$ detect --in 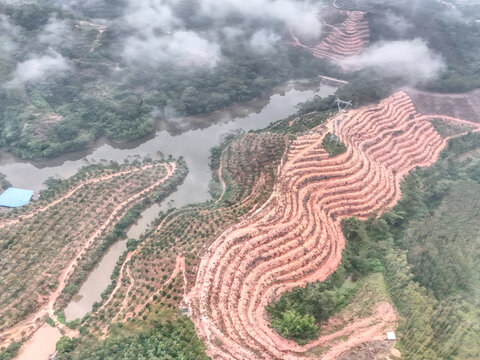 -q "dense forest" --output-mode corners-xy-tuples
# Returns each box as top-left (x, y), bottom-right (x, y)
(268, 131), (480, 358)
(0, 1), (342, 159)
(1, 0), (480, 159)
(366, 0), (480, 93)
